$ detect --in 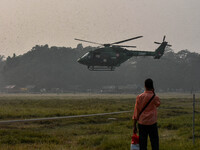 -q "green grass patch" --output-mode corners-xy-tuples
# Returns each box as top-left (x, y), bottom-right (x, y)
(0, 93), (199, 149)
